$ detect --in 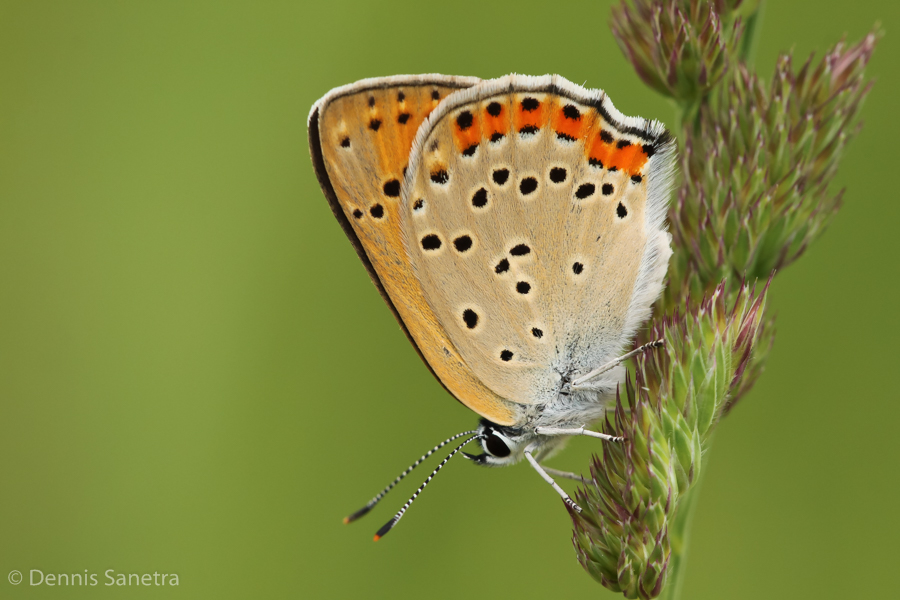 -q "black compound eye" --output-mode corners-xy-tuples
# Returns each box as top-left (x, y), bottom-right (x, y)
(485, 433), (511, 458)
